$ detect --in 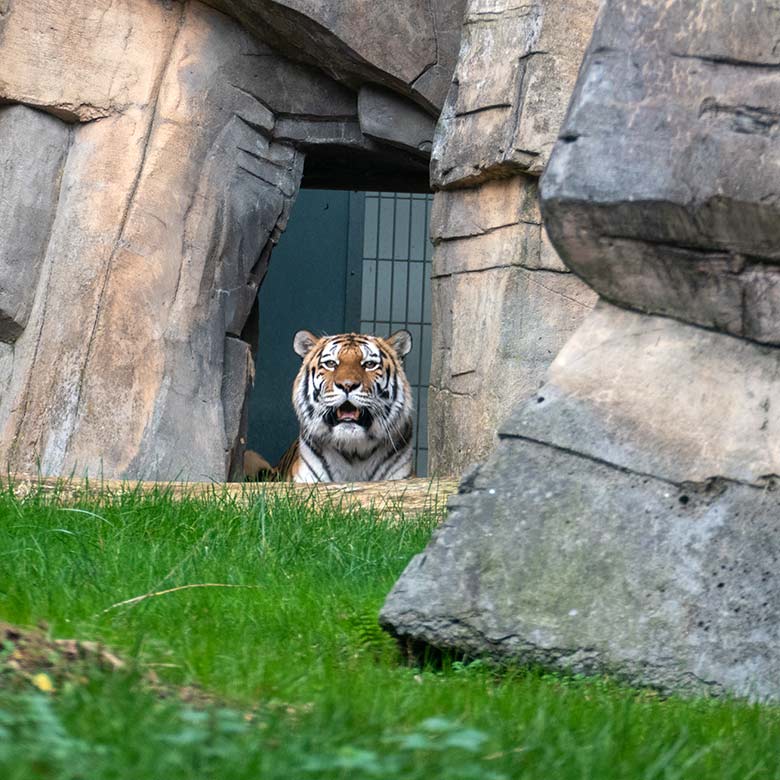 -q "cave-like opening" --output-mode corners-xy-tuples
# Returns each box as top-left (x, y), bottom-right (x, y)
(247, 185), (434, 477)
